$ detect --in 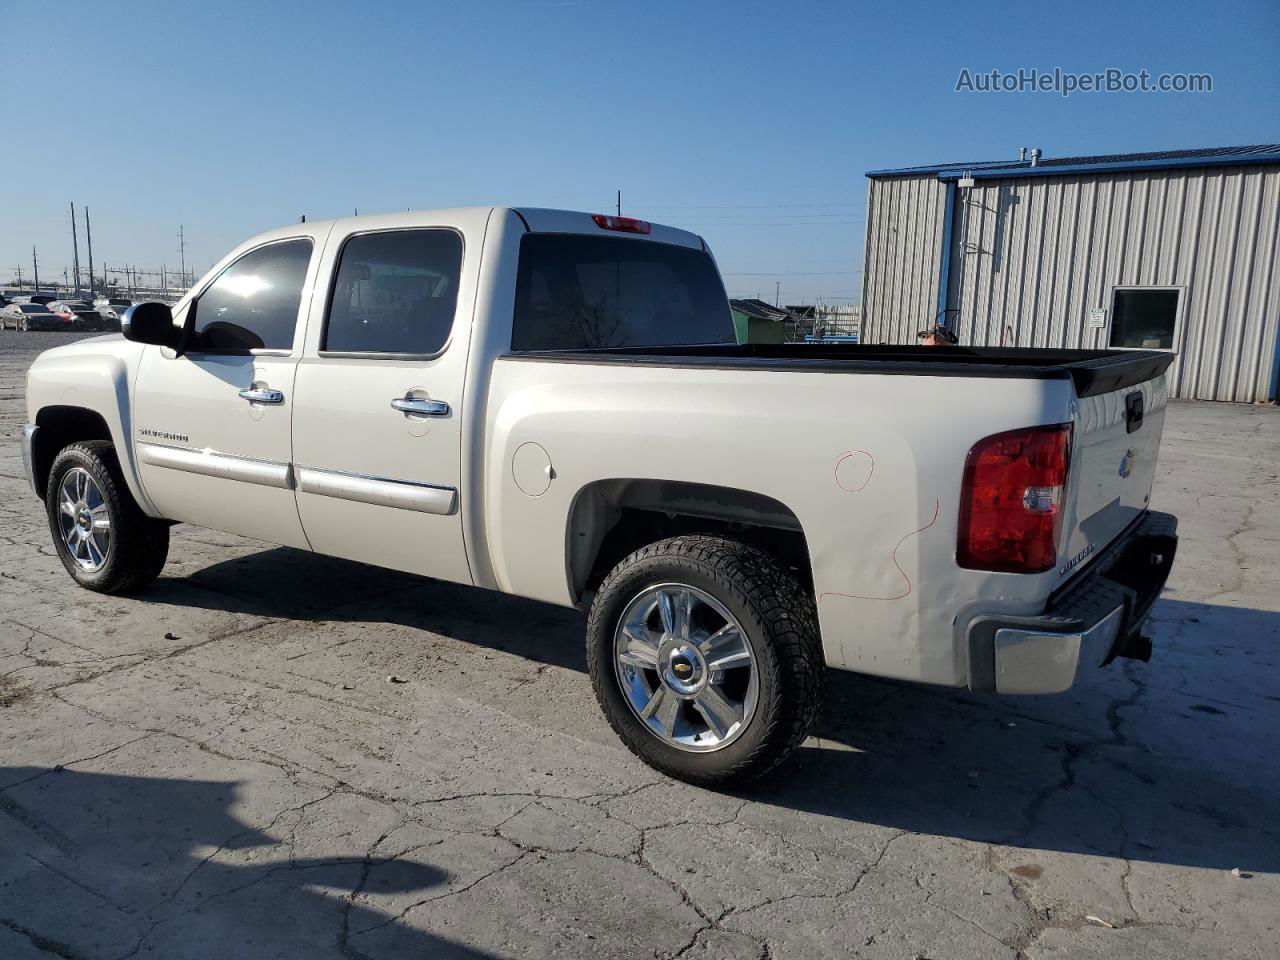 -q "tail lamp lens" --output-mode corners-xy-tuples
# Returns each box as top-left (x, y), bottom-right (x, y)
(958, 424), (1073, 573)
